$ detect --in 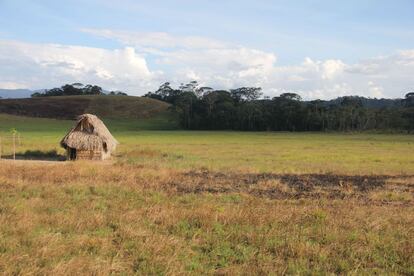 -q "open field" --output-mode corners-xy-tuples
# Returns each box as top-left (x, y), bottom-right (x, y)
(1, 114), (414, 174)
(0, 114), (413, 274)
